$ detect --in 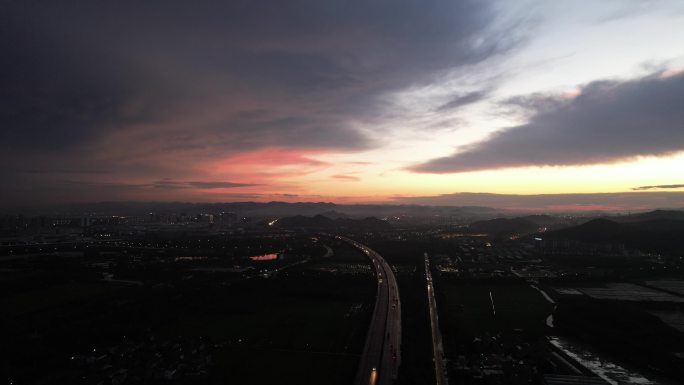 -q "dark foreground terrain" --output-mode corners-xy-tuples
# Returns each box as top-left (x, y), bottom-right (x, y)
(0, 234), (374, 384)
